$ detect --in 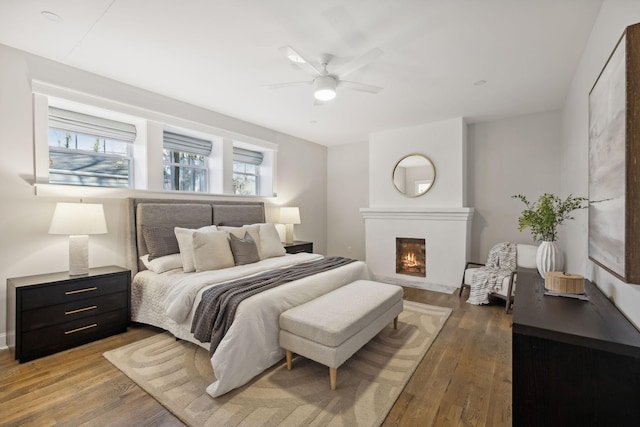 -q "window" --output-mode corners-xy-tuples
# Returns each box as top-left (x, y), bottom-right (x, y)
(163, 131), (212, 192)
(47, 107), (135, 187)
(233, 147), (263, 195)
